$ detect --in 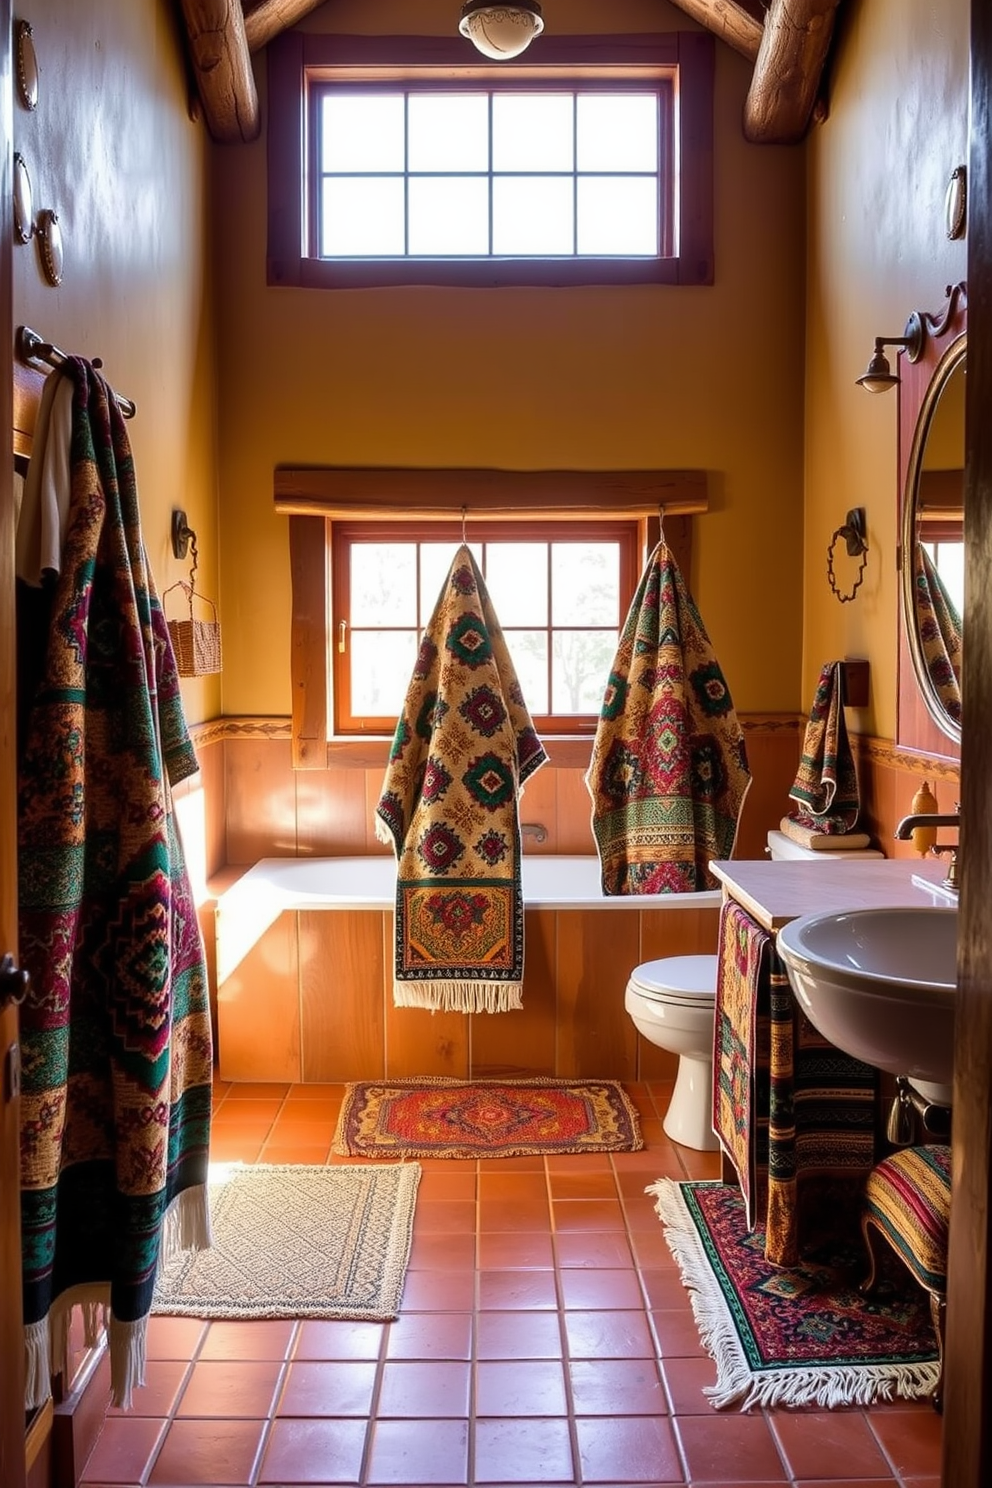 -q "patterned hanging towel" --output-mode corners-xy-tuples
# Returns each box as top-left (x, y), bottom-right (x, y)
(16, 361), (213, 1412)
(375, 545), (547, 1012)
(585, 540), (751, 893)
(787, 660), (861, 833)
(912, 543), (962, 726)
